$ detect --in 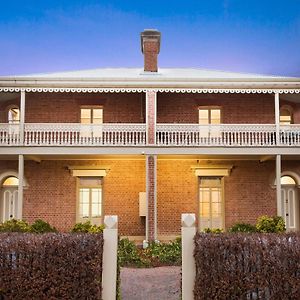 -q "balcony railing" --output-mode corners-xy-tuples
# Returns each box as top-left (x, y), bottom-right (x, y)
(0, 123), (147, 146)
(0, 123), (299, 147)
(156, 124), (300, 147)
